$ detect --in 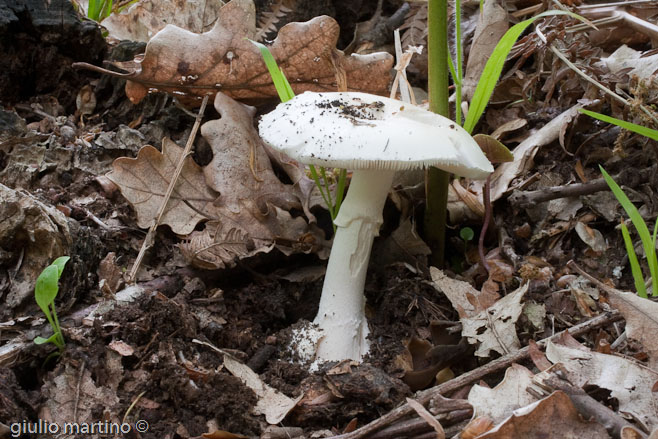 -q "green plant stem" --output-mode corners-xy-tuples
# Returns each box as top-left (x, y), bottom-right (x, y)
(454, 0), (463, 125)
(425, 0), (451, 267)
(478, 175), (492, 272)
(50, 305), (65, 348)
